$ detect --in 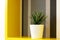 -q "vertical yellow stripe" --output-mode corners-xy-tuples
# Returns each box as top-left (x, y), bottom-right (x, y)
(7, 0), (20, 37)
(5, 0), (8, 39)
(20, 0), (22, 37)
(5, 0), (22, 38)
